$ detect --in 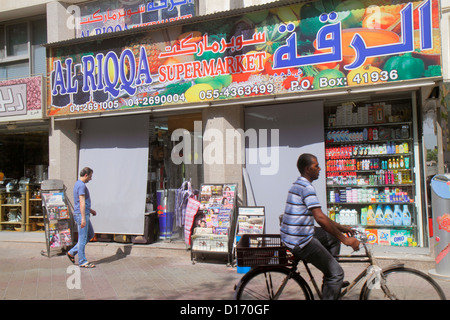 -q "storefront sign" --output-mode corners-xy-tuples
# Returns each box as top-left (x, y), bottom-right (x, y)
(0, 76), (43, 121)
(48, 0), (441, 117)
(67, 0), (195, 38)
